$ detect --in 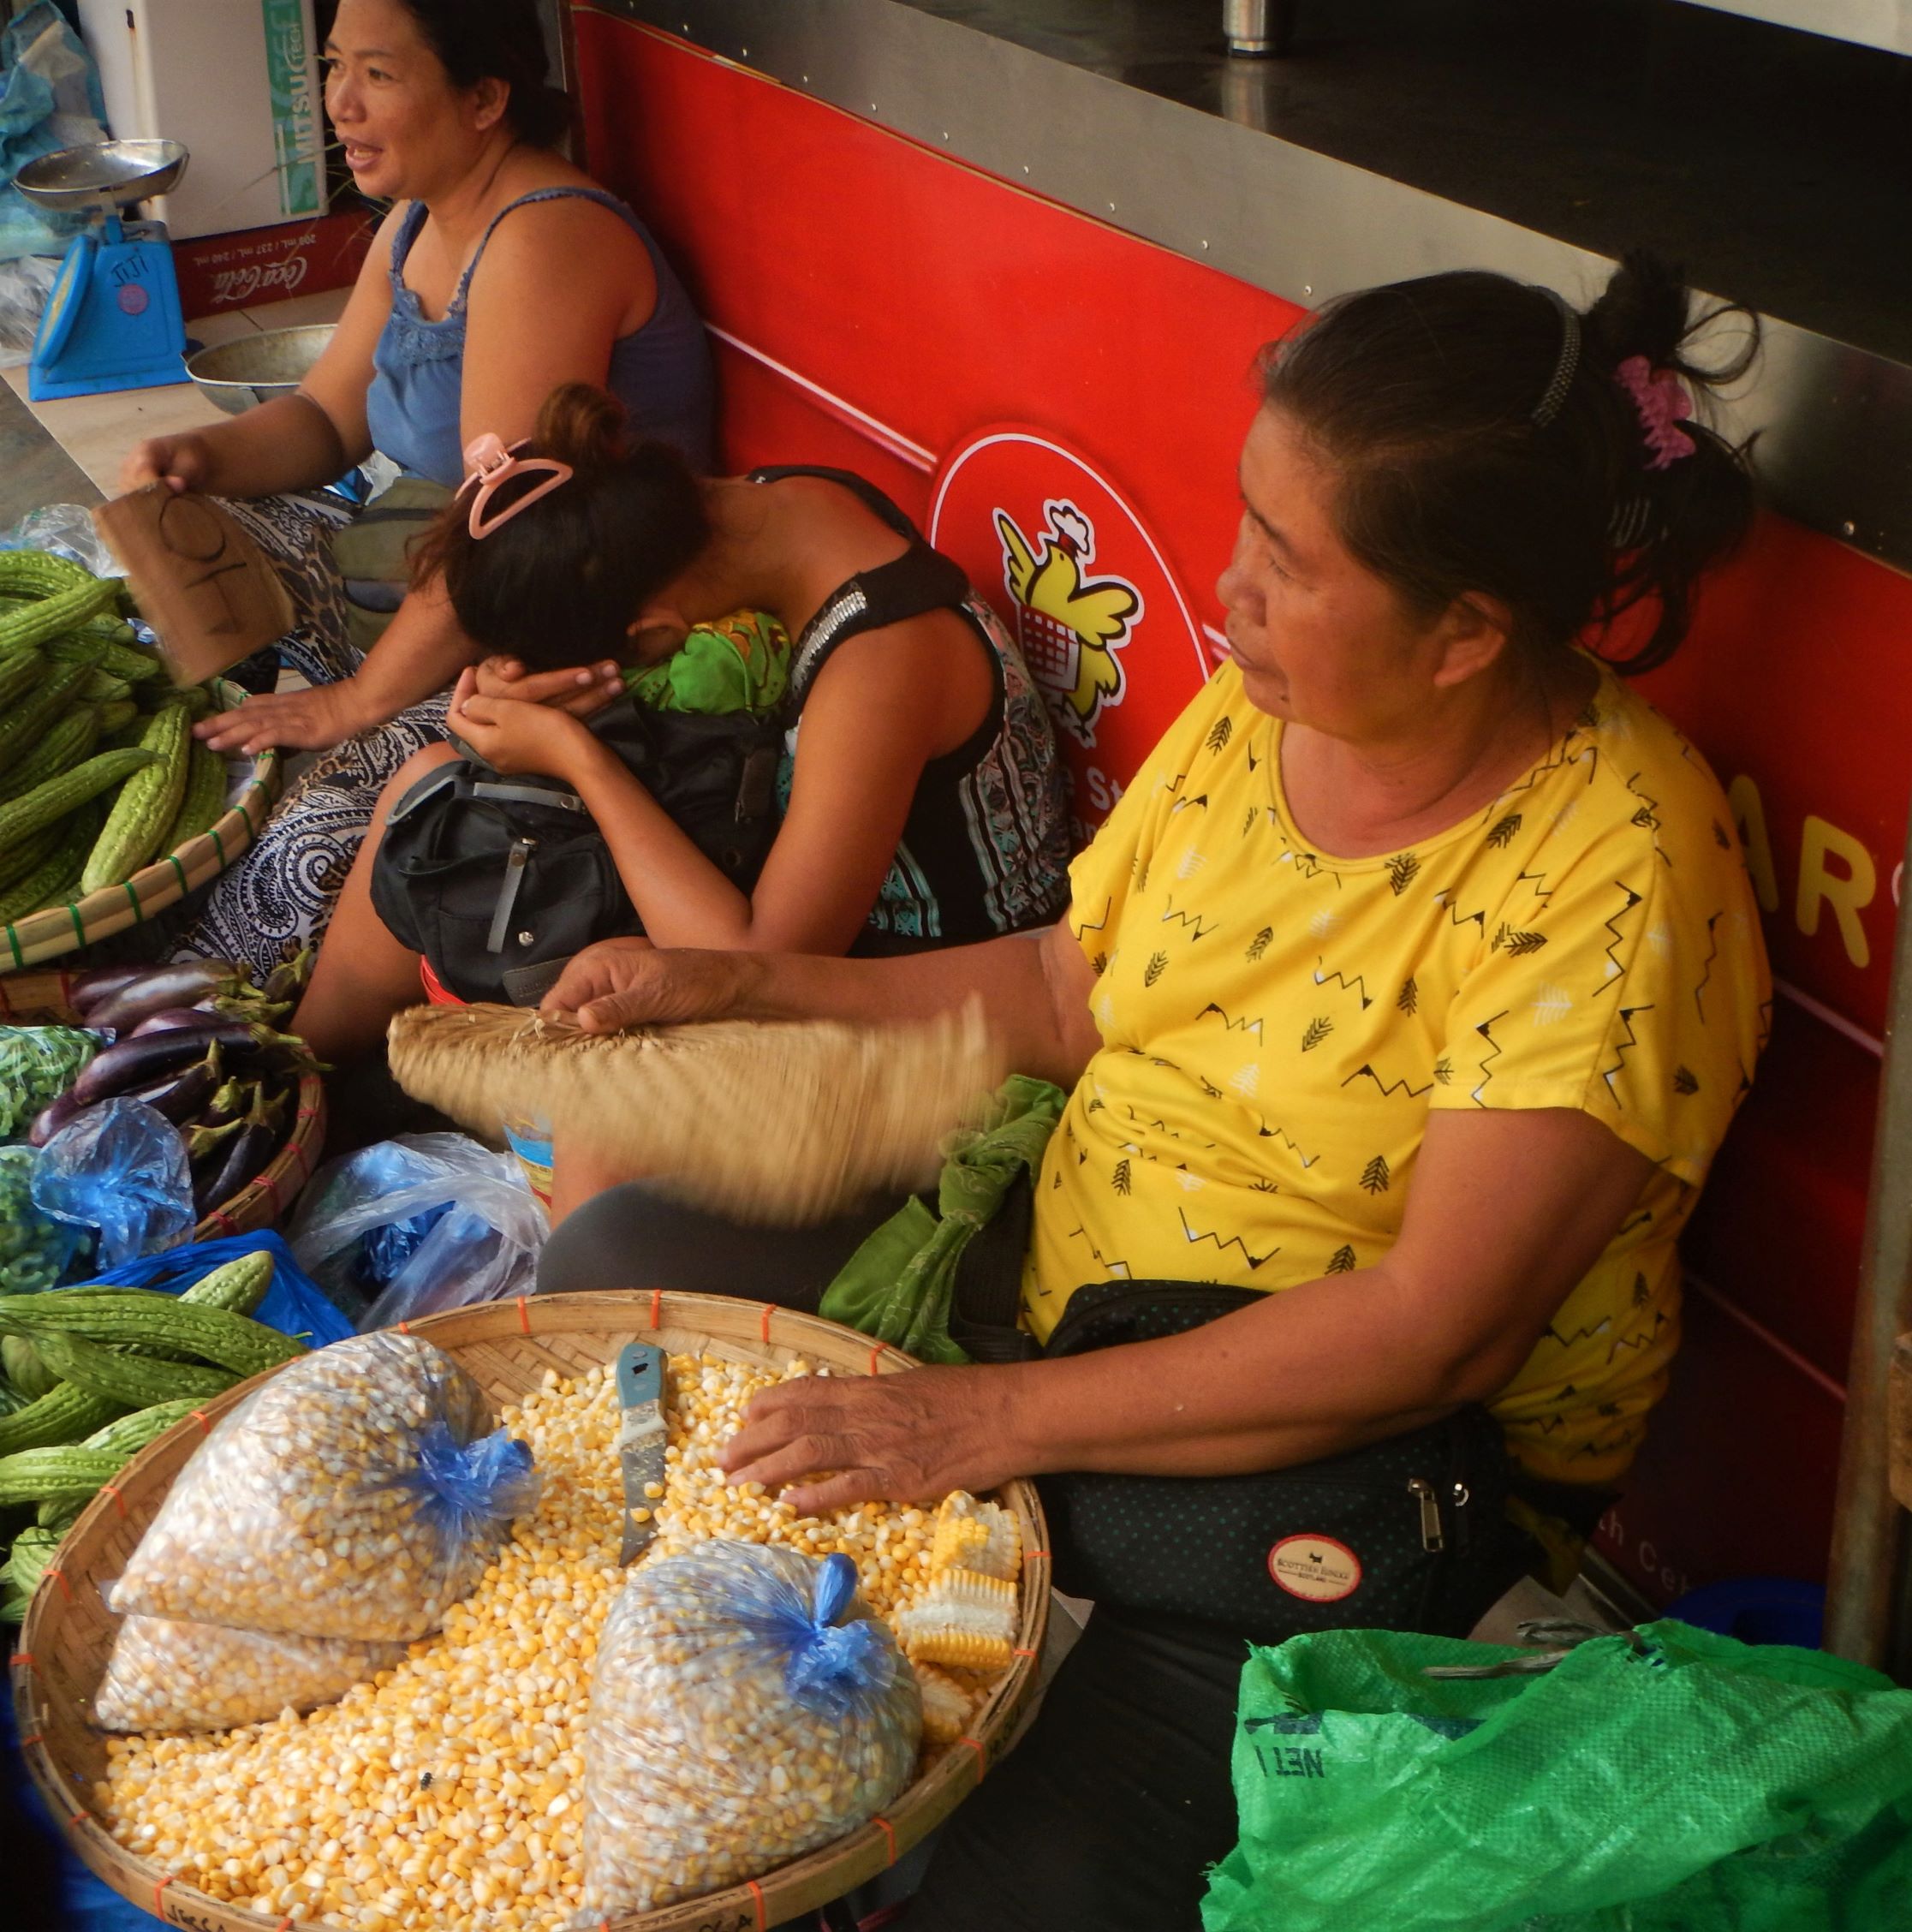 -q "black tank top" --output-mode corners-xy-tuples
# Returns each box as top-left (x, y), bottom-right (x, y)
(747, 466), (1072, 950)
